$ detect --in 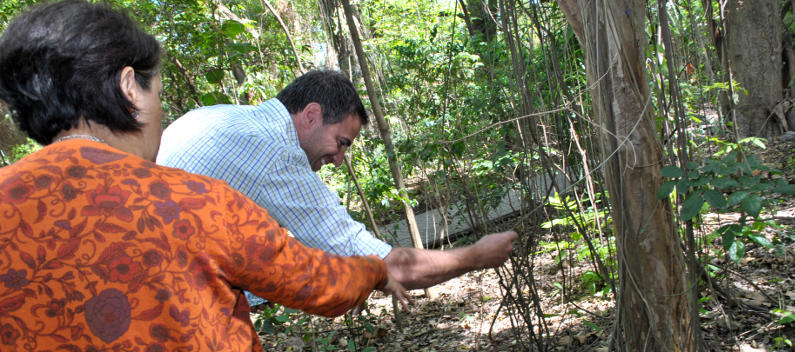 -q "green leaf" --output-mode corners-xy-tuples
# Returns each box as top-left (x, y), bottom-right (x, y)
(227, 42), (255, 56)
(583, 320), (601, 331)
(716, 224), (740, 250)
(727, 191), (749, 207)
(738, 175), (761, 188)
(661, 166), (683, 178)
(691, 177), (710, 187)
(727, 238), (745, 264)
(221, 20), (245, 38)
(703, 189), (727, 209)
(676, 179), (691, 193)
(747, 233), (773, 248)
(200, 93), (216, 106)
(680, 193), (704, 221)
(752, 220), (773, 231)
(773, 308), (795, 325)
(274, 314), (290, 323)
(702, 160), (721, 174)
(739, 136), (767, 149)
(686, 161), (699, 170)
(774, 183), (795, 194)
(451, 141), (466, 156)
(205, 70), (225, 84)
(711, 177), (739, 189)
(741, 194), (762, 217)
(217, 94), (232, 104)
(749, 182), (772, 193)
(657, 181), (676, 199)
(259, 319), (274, 334)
